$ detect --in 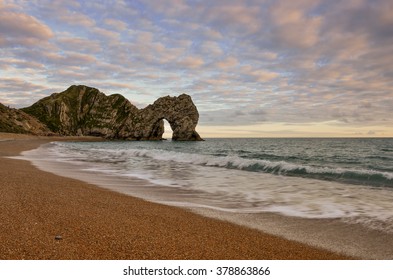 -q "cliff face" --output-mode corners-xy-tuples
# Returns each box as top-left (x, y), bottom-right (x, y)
(21, 85), (203, 141)
(22, 85), (139, 138)
(121, 94), (202, 141)
(0, 102), (51, 135)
